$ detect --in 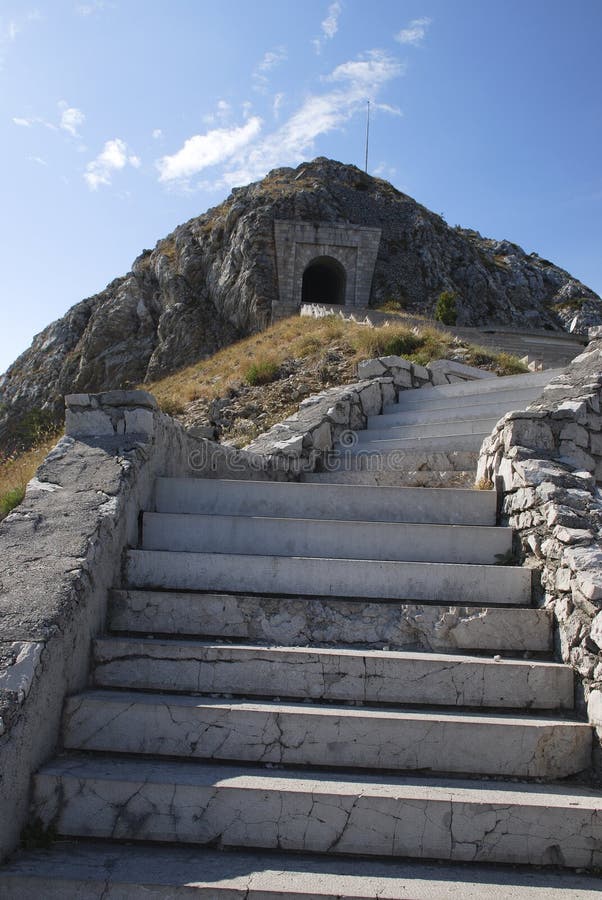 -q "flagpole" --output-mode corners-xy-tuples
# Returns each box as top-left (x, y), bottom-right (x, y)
(364, 100), (370, 173)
